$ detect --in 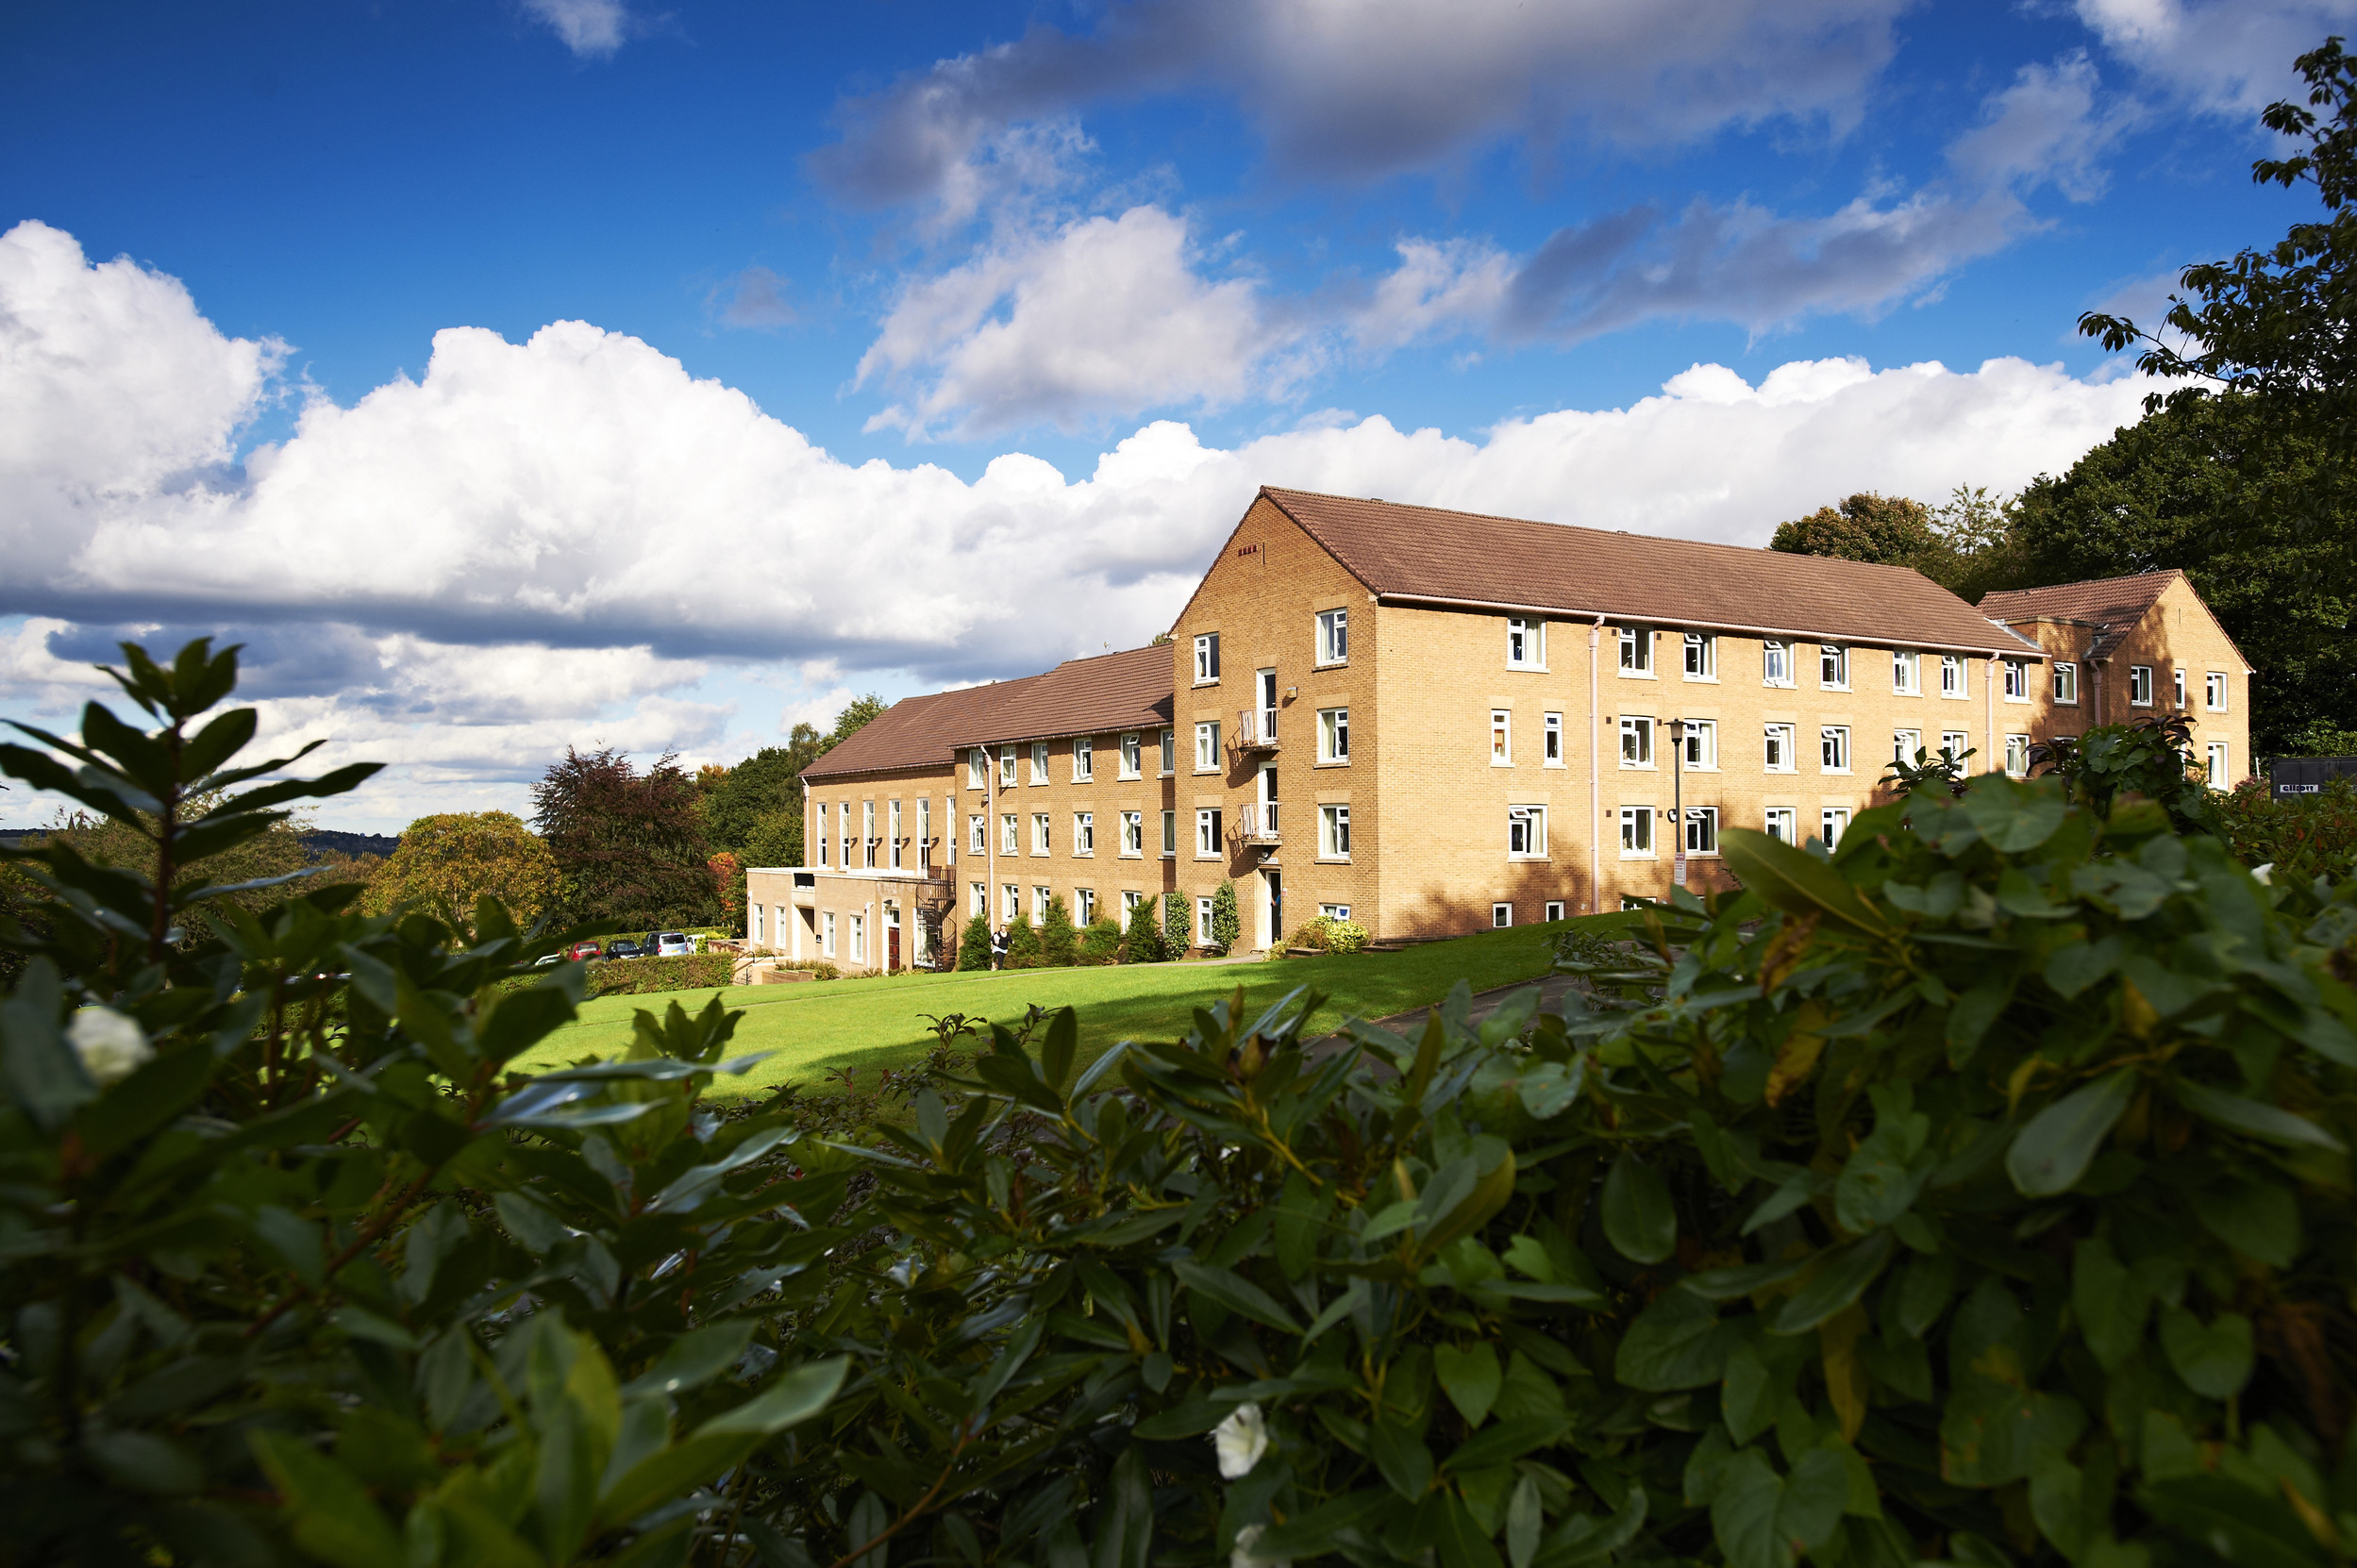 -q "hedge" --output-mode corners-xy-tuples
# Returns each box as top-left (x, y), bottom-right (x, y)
(583, 950), (737, 994)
